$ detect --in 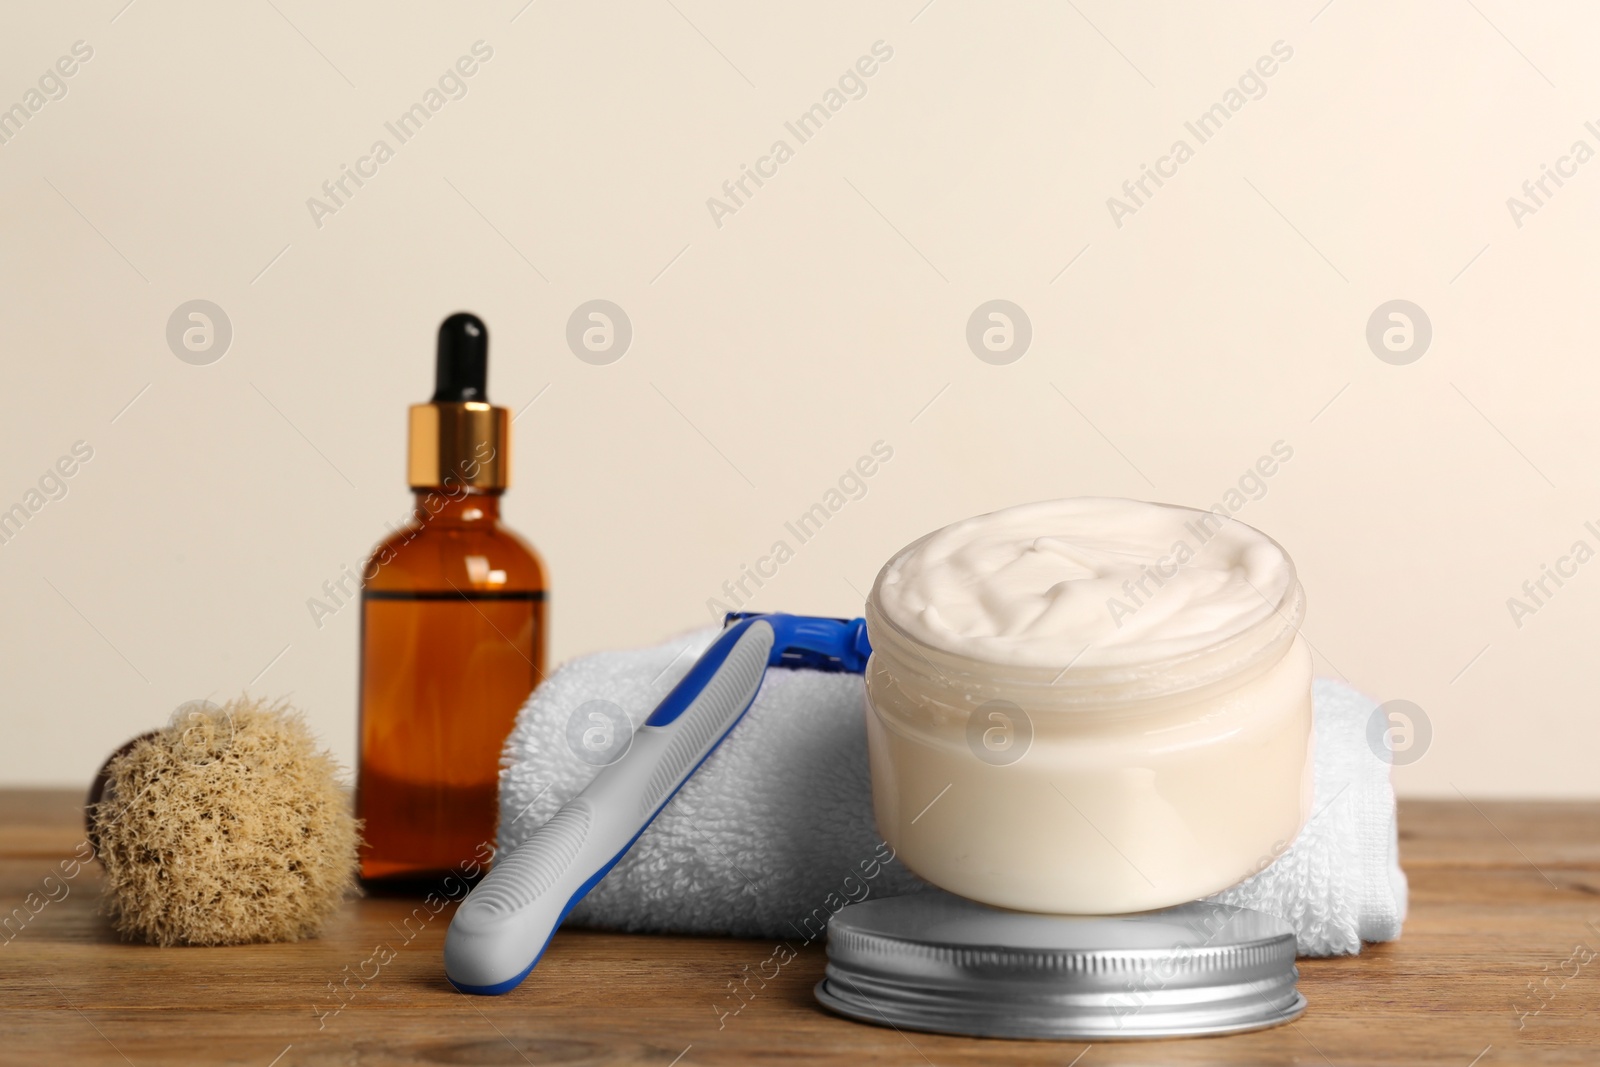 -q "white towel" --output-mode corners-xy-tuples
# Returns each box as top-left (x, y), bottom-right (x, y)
(498, 627), (1407, 957)
(1207, 677), (1408, 954)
